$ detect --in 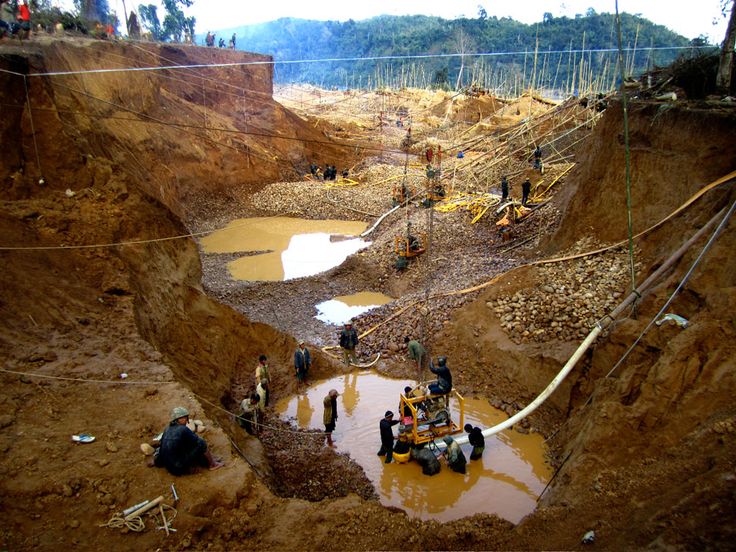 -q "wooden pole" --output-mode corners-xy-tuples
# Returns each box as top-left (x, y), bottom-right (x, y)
(124, 496), (164, 521)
